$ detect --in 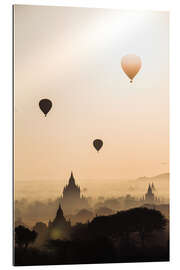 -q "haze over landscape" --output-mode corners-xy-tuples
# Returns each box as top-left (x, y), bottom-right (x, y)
(14, 6), (169, 266)
(15, 173), (169, 201)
